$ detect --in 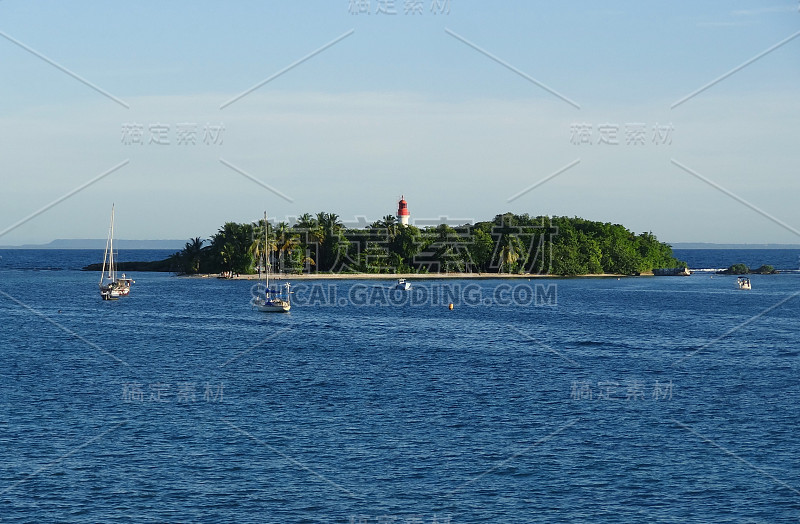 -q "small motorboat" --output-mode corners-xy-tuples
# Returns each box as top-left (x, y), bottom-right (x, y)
(737, 276), (751, 290)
